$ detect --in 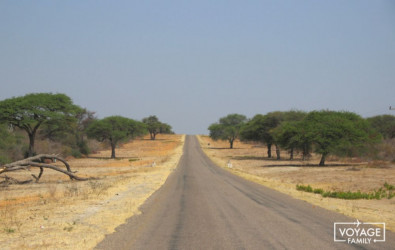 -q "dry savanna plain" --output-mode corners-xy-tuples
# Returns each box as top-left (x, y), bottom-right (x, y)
(0, 134), (185, 249)
(197, 135), (395, 232)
